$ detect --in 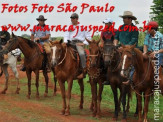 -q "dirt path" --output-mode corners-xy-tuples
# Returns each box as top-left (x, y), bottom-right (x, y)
(0, 66), (138, 122)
